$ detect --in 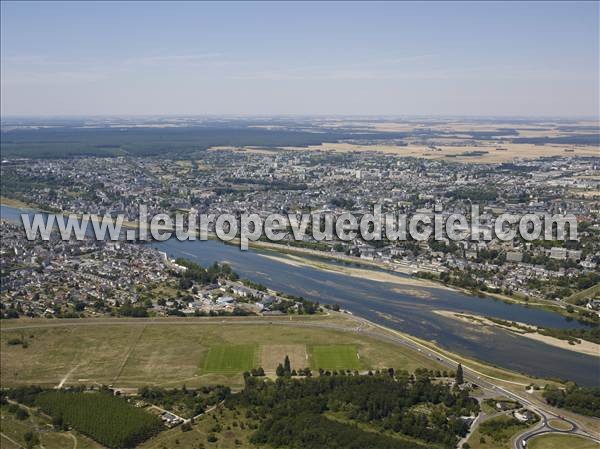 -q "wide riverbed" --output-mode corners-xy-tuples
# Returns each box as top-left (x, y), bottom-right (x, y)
(2, 205), (599, 386)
